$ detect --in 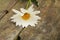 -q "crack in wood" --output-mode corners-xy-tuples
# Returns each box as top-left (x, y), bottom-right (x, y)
(0, 10), (8, 20)
(0, 0), (18, 20)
